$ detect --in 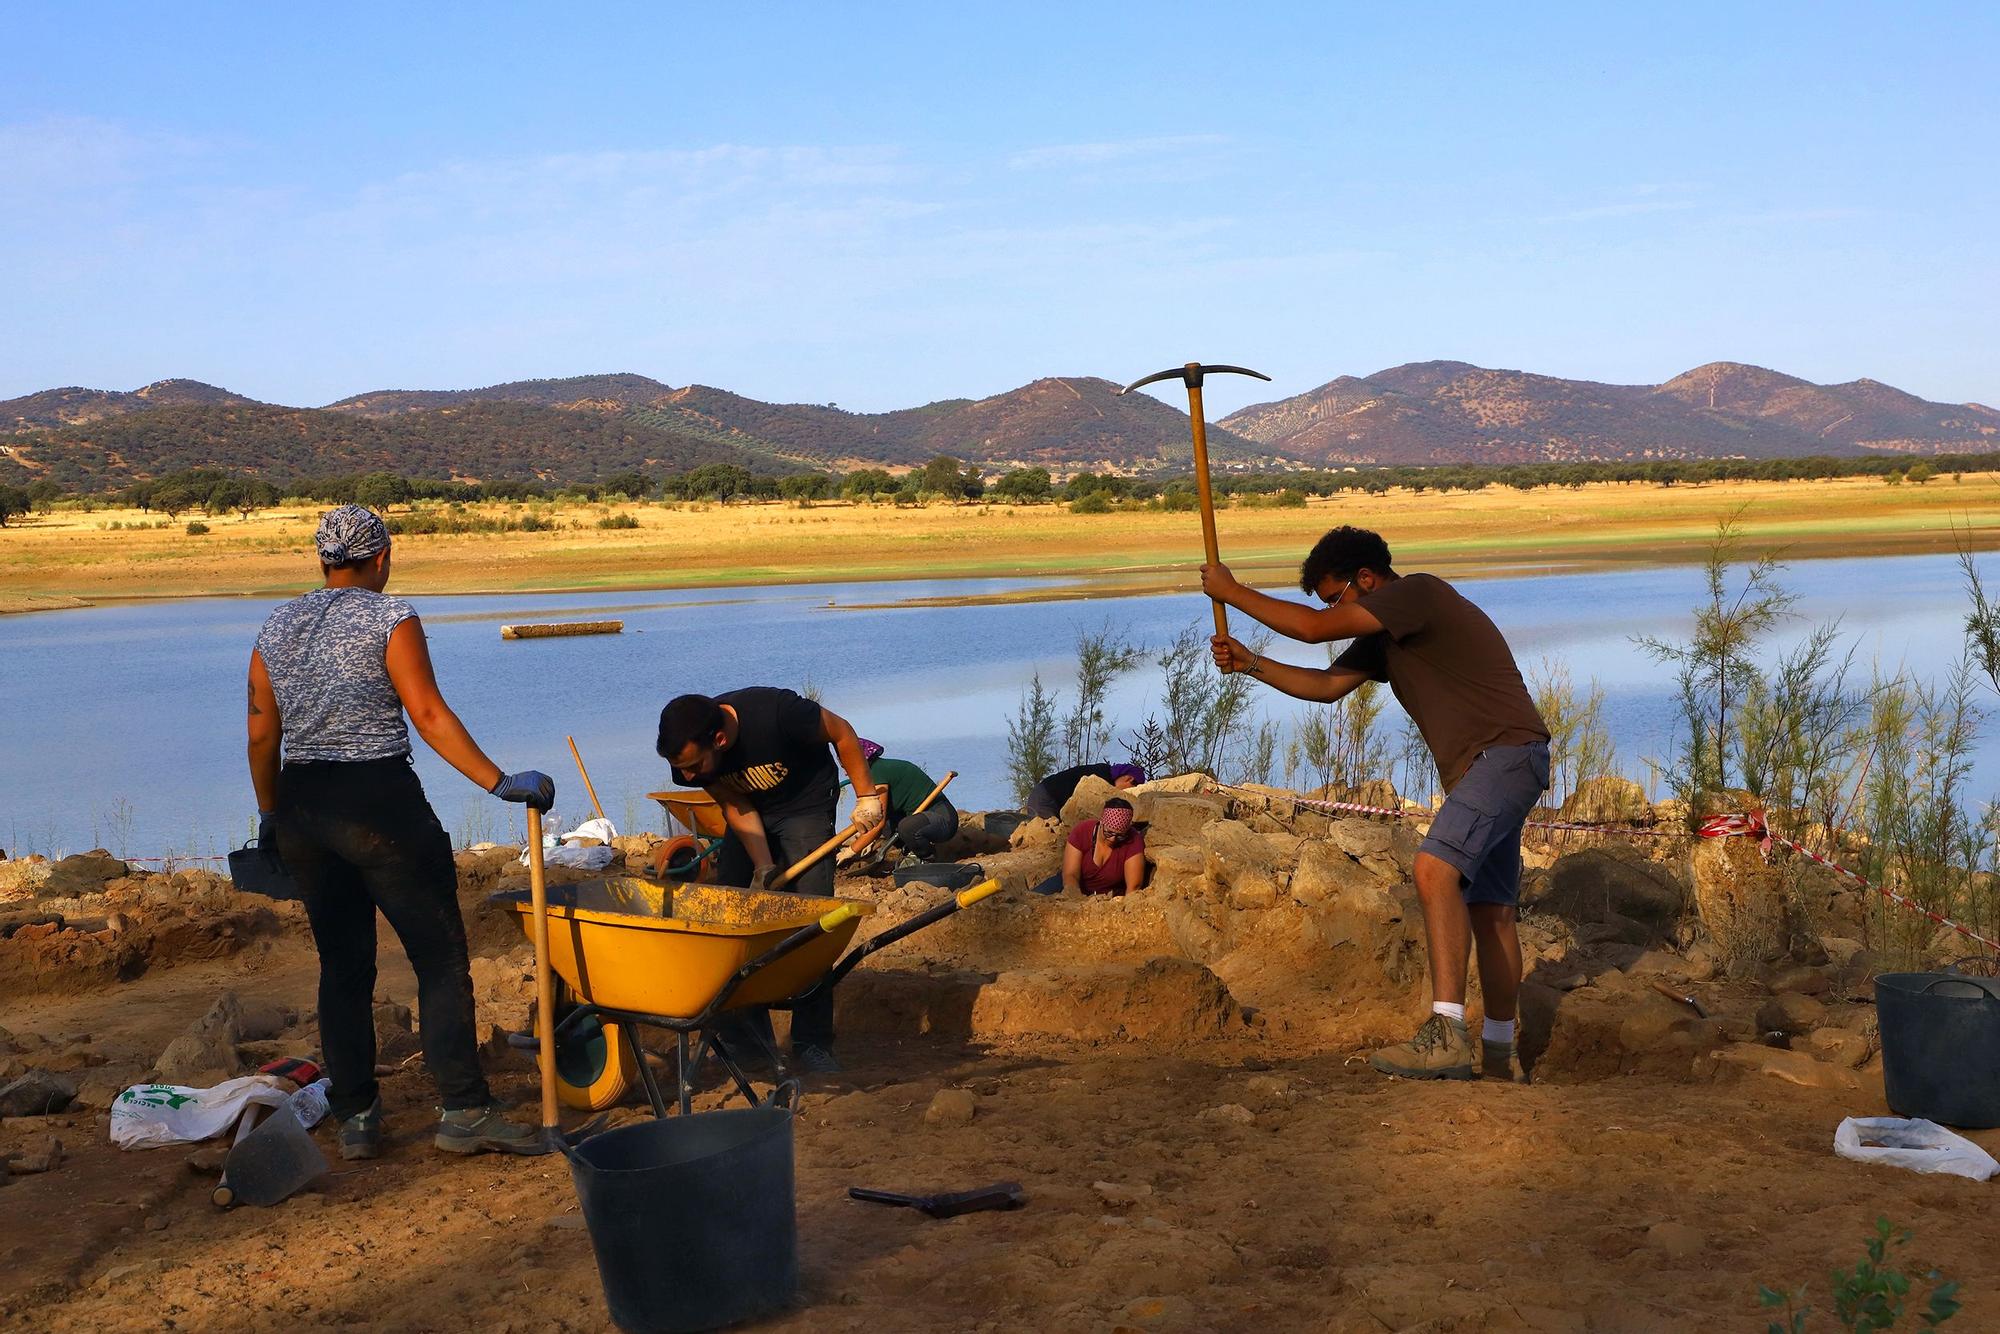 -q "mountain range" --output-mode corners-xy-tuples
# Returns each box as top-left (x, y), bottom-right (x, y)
(2, 362), (1993, 489)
